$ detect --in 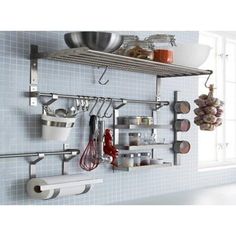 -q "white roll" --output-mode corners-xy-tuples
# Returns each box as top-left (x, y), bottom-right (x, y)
(26, 174), (92, 200)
